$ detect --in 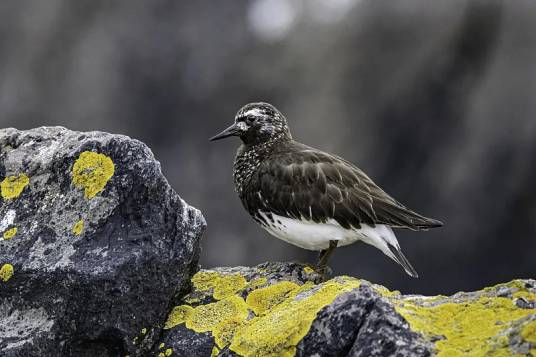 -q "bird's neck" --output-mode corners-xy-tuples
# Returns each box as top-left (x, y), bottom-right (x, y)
(233, 134), (290, 195)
